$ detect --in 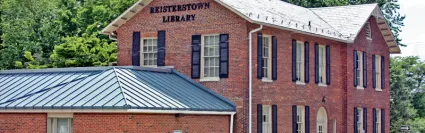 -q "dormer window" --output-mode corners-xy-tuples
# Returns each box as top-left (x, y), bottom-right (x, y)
(366, 22), (372, 40)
